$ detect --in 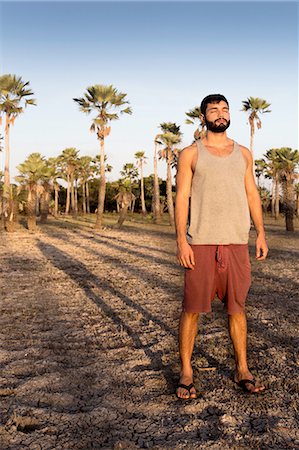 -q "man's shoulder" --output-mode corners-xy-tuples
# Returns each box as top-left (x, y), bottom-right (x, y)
(179, 142), (197, 159)
(236, 143), (252, 162)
